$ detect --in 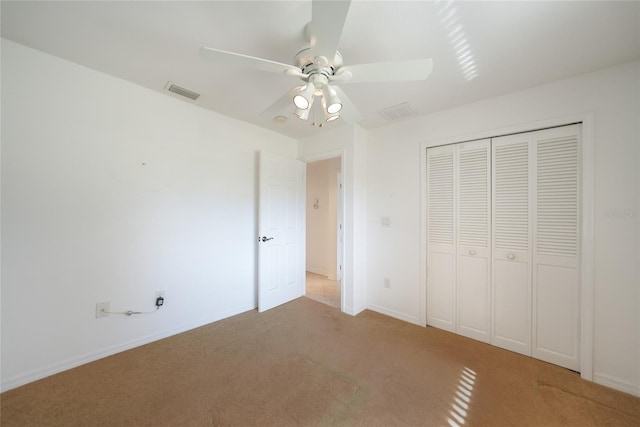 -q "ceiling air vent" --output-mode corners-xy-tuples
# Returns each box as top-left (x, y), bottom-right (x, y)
(378, 102), (416, 122)
(165, 82), (200, 101)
